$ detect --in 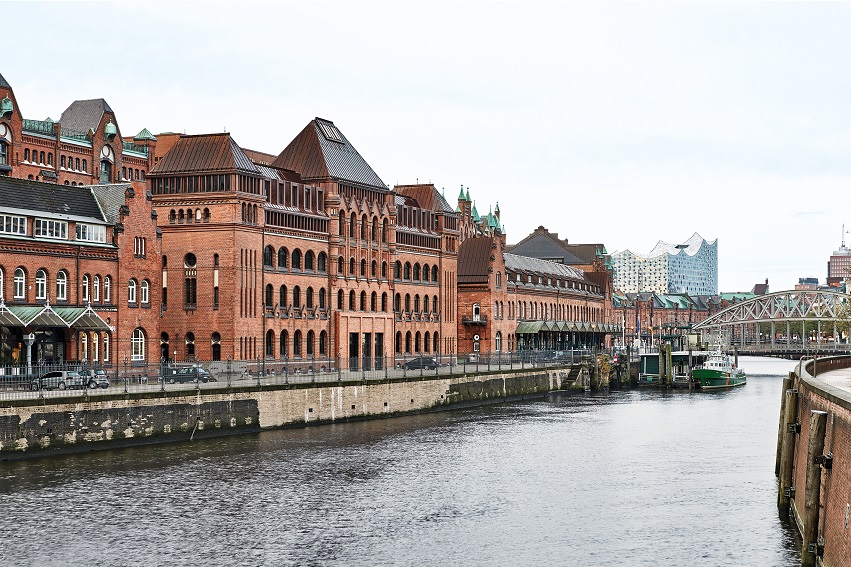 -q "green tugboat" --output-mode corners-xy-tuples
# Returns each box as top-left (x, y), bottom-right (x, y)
(692, 345), (746, 390)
